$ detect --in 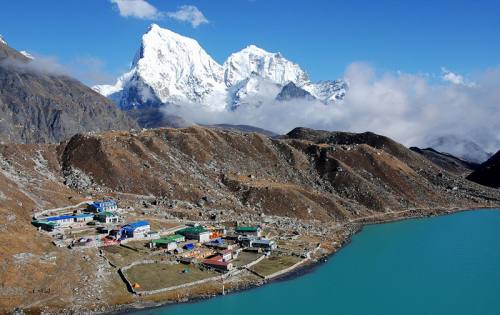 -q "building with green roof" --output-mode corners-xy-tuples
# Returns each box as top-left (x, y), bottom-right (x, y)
(235, 226), (262, 236)
(150, 234), (185, 250)
(32, 220), (58, 231)
(176, 226), (211, 242)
